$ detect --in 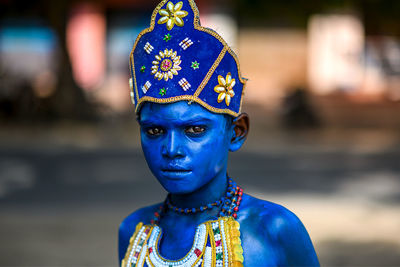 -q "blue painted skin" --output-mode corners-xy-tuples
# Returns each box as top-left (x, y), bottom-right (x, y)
(119, 101), (319, 266)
